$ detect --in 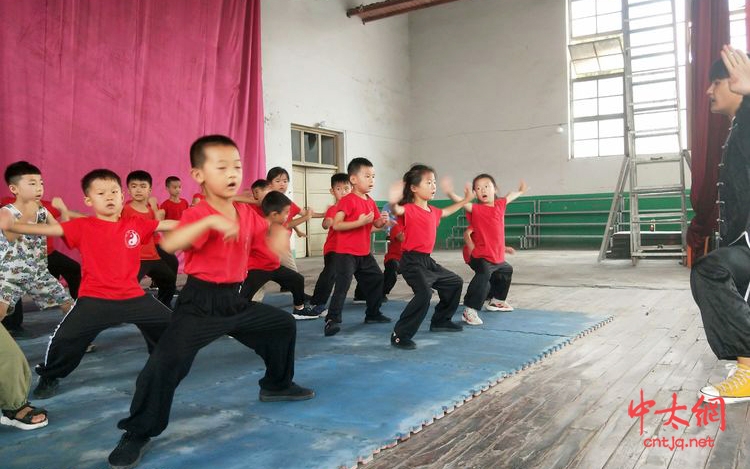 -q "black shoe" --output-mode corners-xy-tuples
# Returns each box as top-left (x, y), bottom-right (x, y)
(429, 321), (464, 332)
(108, 432), (151, 469)
(33, 377), (59, 400)
(292, 305), (320, 320)
(324, 319), (340, 337)
(364, 313), (392, 324)
(259, 383), (315, 402)
(352, 297), (366, 304)
(391, 333), (416, 350)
